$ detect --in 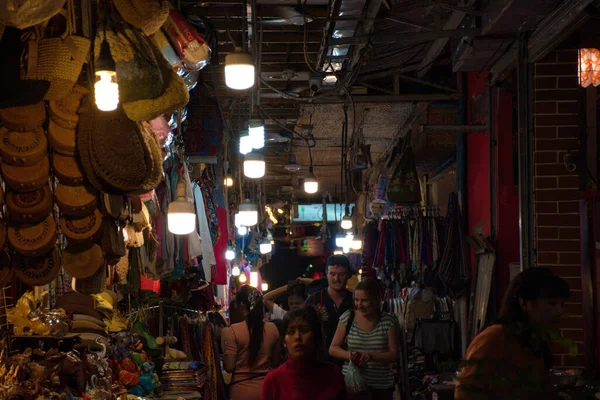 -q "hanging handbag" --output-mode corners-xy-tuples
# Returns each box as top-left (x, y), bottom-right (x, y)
(385, 132), (421, 205)
(21, 0), (90, 100)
